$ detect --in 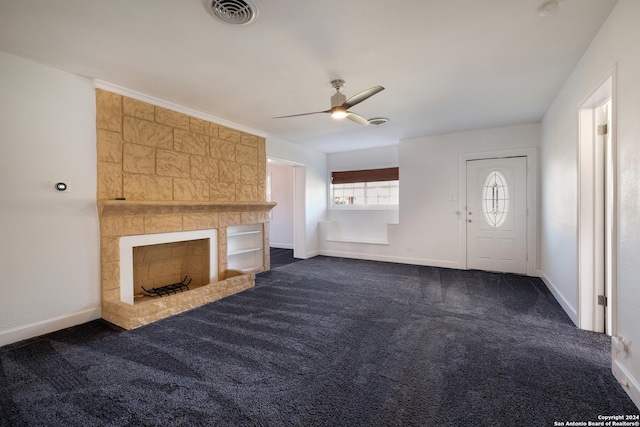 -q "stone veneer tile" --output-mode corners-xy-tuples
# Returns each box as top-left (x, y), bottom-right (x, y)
(190, 155), (218, 181)
(174, 129), (208, 156)
(241, 132), (258, 147)
(123, 143), (156, 174)
(219, 160), (239, 184)
(241, 164), (258, 185)
(100, 217), (123, 237)
(220, 212), (242, 227)
(183, 212), (219, 231)
(97, 130), (123, 163)
(257, 184), (266, 202)
(190, 117), (209, 135)
(219, 125), (241, 143)
(123, 116), (173, 149)
(97, 161), (123, 199)
(148, 258), (182, 280)
(209, 122), (219, 137)
(123, 174), (173, 201)
(156, 149), (190, 178)
(174, 178), (209, 201)
(122, 216), (145, 235)
(144, 214), (183, 234)
(123, 97), (155, 121)
(155, 106), (190, 130)
(96, 89), (122, 132)
(101, 236), (120, 263)
(101, 261), (120, 291)
(257, 211), (270, 223)
(237, 184), (257, 202)
(236, 144), (258, 166)
(210, 138), (236, 161)
(241, 211), (259, 225)
(209, 182), (235, 202)
(103, 289), (119, 301)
